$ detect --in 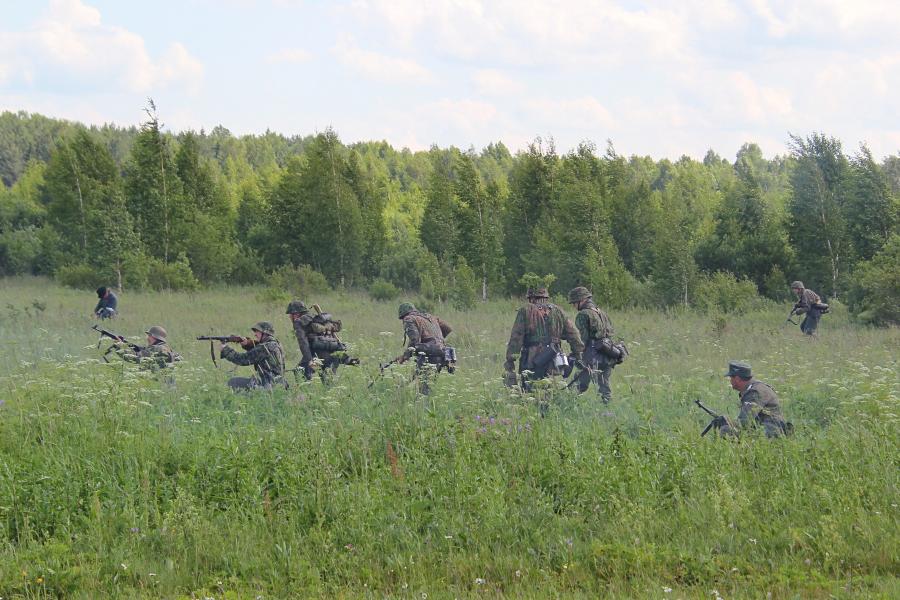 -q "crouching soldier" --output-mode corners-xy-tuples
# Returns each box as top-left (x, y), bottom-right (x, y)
(286, 300), (359, 381)
(218, 321), (286, 391)
(93, 286), (118, 319)
(790, 281), (827, 336)
(397, 302), (455, 394)
(714, 361), (790, 438)
(115, 325), (182, 371)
